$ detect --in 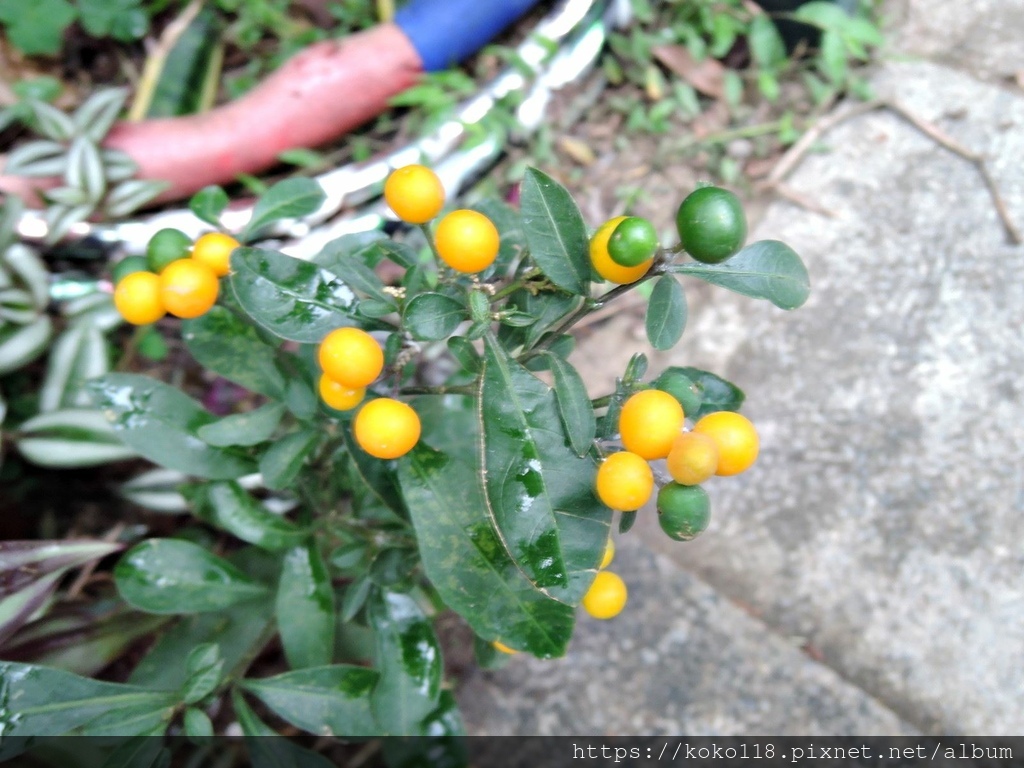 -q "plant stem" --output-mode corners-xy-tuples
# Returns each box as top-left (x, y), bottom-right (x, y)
(591, 394), (613, 409)
(530, 279), (650, 355)
(399, 384), (475, 396)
